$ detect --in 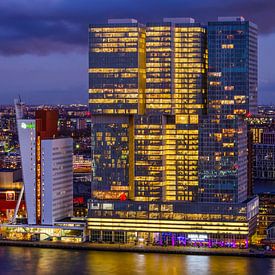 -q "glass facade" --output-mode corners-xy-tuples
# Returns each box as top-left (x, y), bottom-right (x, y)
(199, 118), (248, 203)
(254, 143), (275, 181)
(89, 23), (145, 200)
(89, 23), (146, 115)
(198, 18), (258, 204)
(146, 23), (172, 114)
(88, 18), (259, 243)
(91, 117), (130, 198)
(89, 20), (207, 203)
(207, 19), (258, 116)
(134, 115), (164, 201)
